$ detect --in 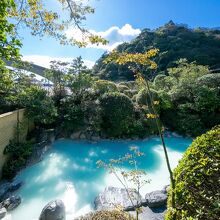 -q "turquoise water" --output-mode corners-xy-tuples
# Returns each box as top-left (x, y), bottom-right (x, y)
(11, 136), (192, 220)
